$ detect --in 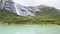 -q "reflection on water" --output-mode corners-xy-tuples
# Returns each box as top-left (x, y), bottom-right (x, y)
(0, 24), (60, 34)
